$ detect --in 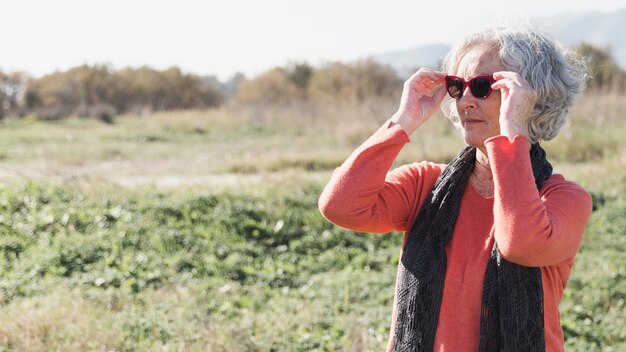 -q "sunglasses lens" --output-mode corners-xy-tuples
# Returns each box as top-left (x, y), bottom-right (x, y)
(445, 77), (463, 99)
(469, 77), (492, 98)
